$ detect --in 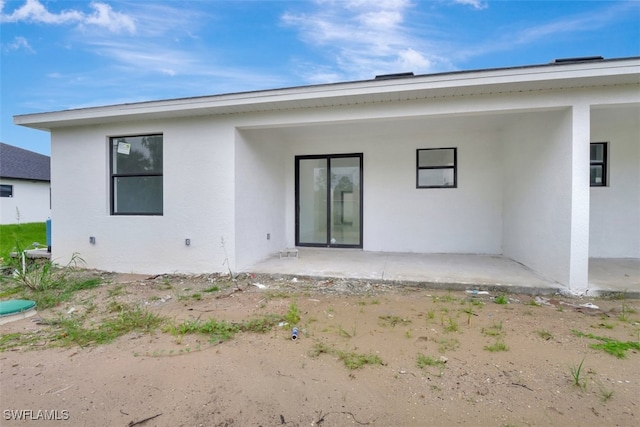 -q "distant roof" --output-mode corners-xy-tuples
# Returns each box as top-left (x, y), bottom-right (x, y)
(0, 143), (50, 181)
